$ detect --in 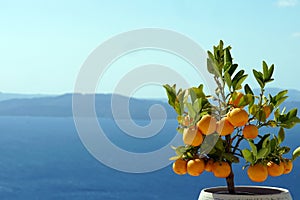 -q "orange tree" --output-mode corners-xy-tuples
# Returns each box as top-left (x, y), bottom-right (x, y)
(164, 40), (300, 194)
